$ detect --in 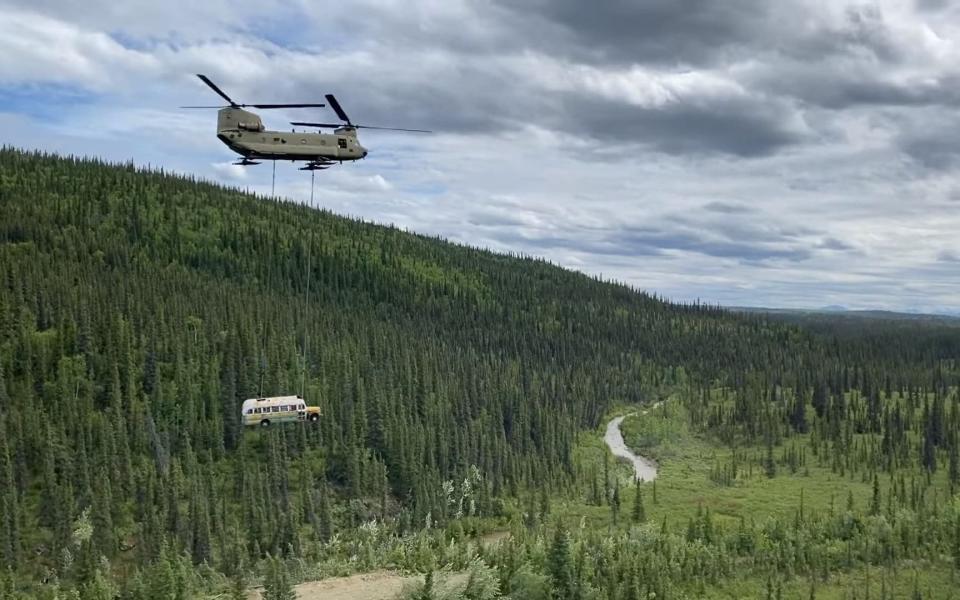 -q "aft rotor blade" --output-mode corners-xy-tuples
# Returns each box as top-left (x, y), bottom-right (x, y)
(252, 103), (326, 109)
(196, 74), (237, 107)
(325, 94), (351, 124)
(357, 125), (432, 133)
